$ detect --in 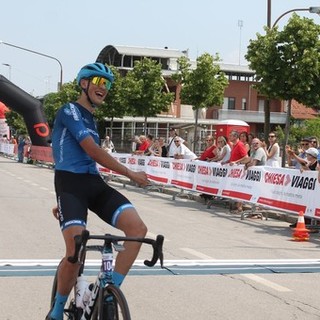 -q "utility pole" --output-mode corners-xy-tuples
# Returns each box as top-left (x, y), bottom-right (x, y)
(264, 0), (271, 139)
